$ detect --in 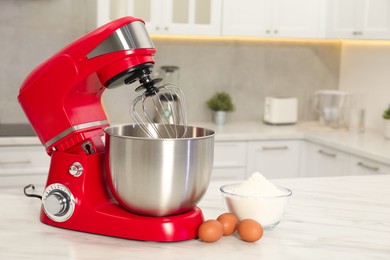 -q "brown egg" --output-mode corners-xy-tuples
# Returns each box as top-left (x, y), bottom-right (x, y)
(197, 220), (224, 243)
(217, 213), (239, 236)
(237, 219), (264, 242)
